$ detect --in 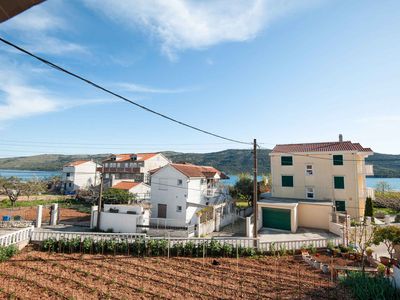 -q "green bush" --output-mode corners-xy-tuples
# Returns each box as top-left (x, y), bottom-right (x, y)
(341, 271), (400, 300)
(40, 237), (258, 258)
(0, 245), (18, 262)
